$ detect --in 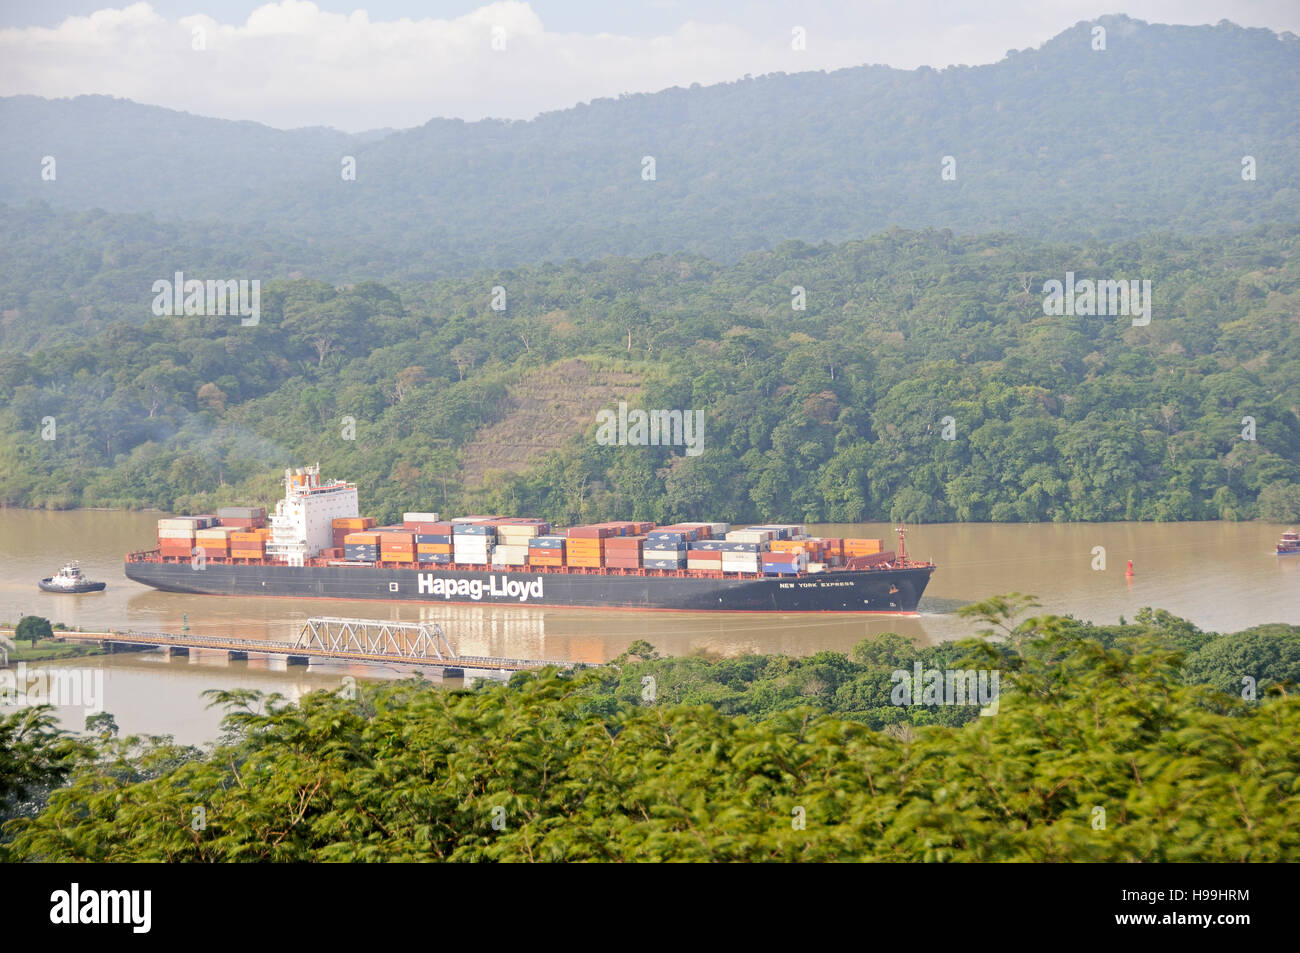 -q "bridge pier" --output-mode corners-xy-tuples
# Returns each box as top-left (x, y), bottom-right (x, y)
(286, 655), (310, 666)
(228, 650), (248, 661)
(163, 646), (189, 657)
